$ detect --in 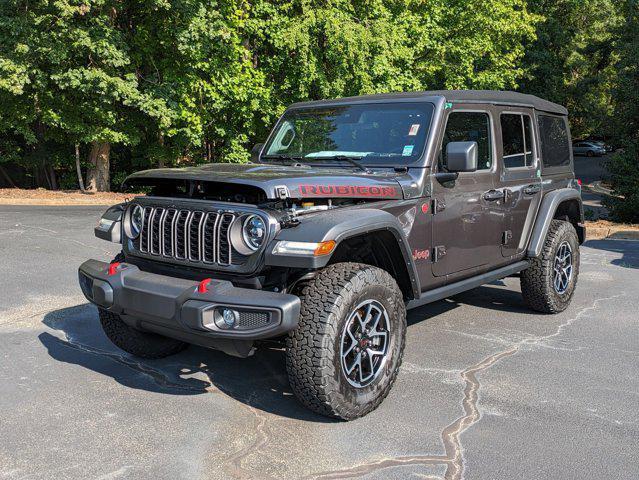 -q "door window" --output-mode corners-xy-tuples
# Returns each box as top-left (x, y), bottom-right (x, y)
(500, 113), (534, 168)
(441, 112), (492, 170)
